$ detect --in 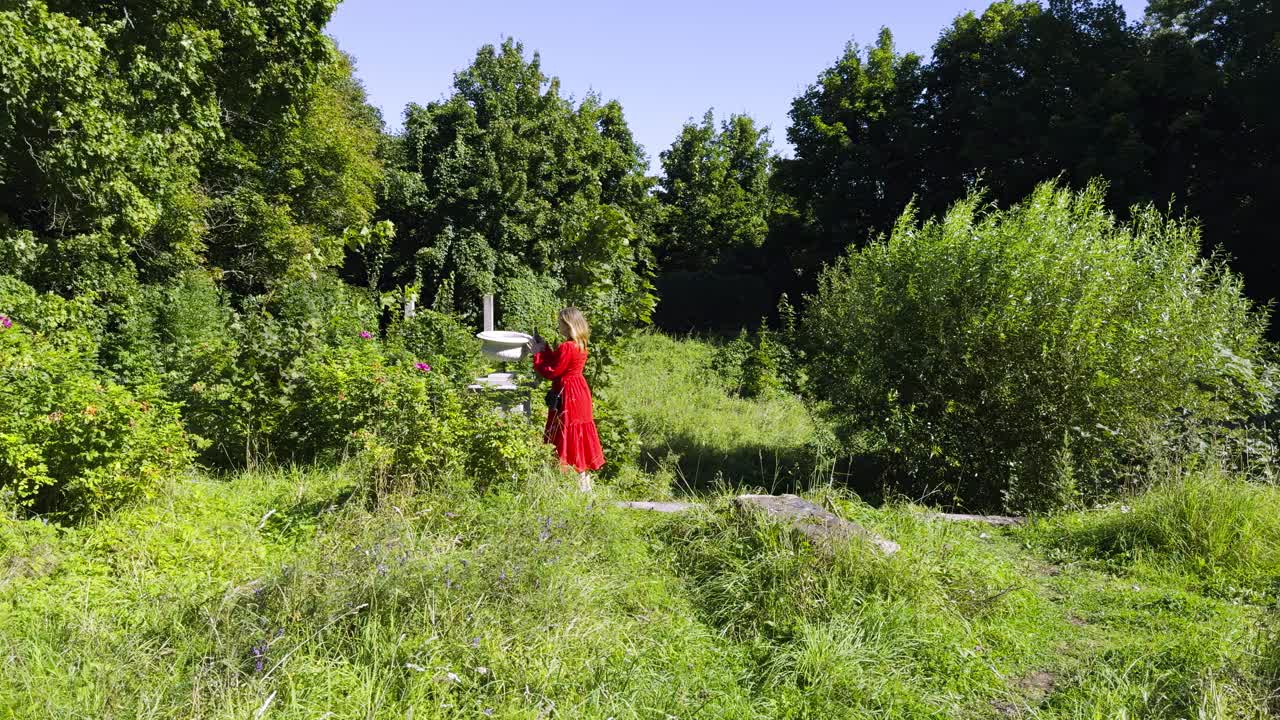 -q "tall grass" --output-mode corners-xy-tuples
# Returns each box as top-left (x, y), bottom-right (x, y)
(607, 332), (829, 493)
(1035, 464), (1280, 596)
